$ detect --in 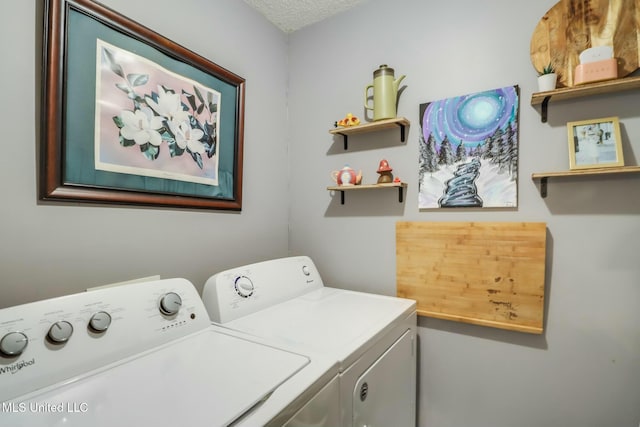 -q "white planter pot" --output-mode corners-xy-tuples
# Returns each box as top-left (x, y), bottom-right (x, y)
(537, 73), (557, 92)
